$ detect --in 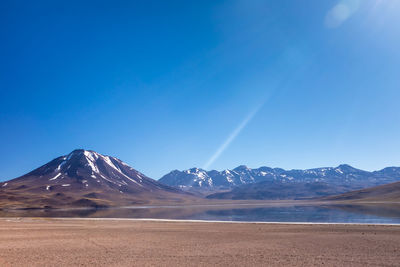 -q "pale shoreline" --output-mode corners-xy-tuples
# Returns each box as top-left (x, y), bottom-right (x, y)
(2, 217), (400, 226)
